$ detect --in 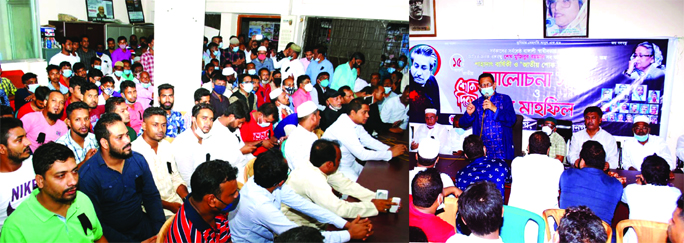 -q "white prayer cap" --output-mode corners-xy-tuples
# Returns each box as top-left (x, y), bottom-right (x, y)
(222, 67), (236, 77)
(269, 88), (283, 100)
(425, 108), (437, 114)
(633, 115), (650, 124)
(297, 101), (318, 118)
(258, 46), (267, 52)
(418, 138), (440, 159)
